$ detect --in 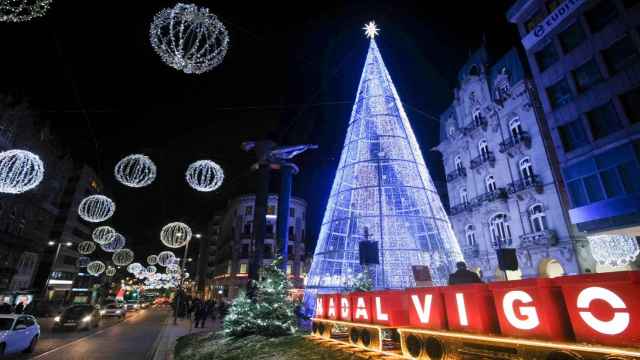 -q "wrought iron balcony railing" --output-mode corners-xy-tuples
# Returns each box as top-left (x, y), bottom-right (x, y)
(446, 167), (467, 182)
(474, 188), (508, 204)
(462, 244), (479, 258)
(499, 132), (532, 153)
(449, 201), (474, 216)
(507, 175), (543, 194)
(520, 229), (558, 248)
(470, 152), (496, 169)
(463, 116), (488, 136)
